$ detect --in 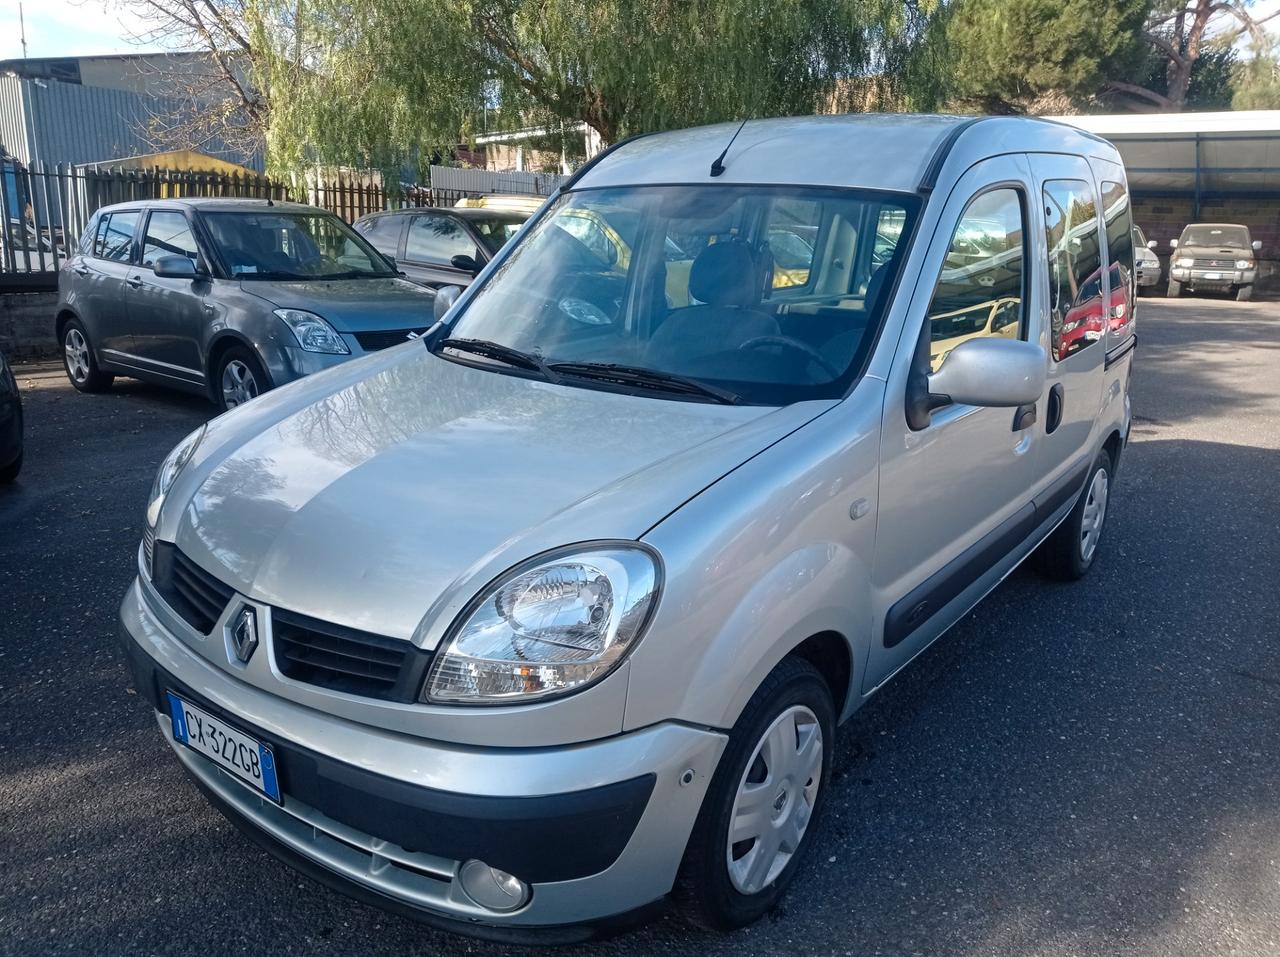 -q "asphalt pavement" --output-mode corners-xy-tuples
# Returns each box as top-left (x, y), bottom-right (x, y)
(1, 297), (1279, 956)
